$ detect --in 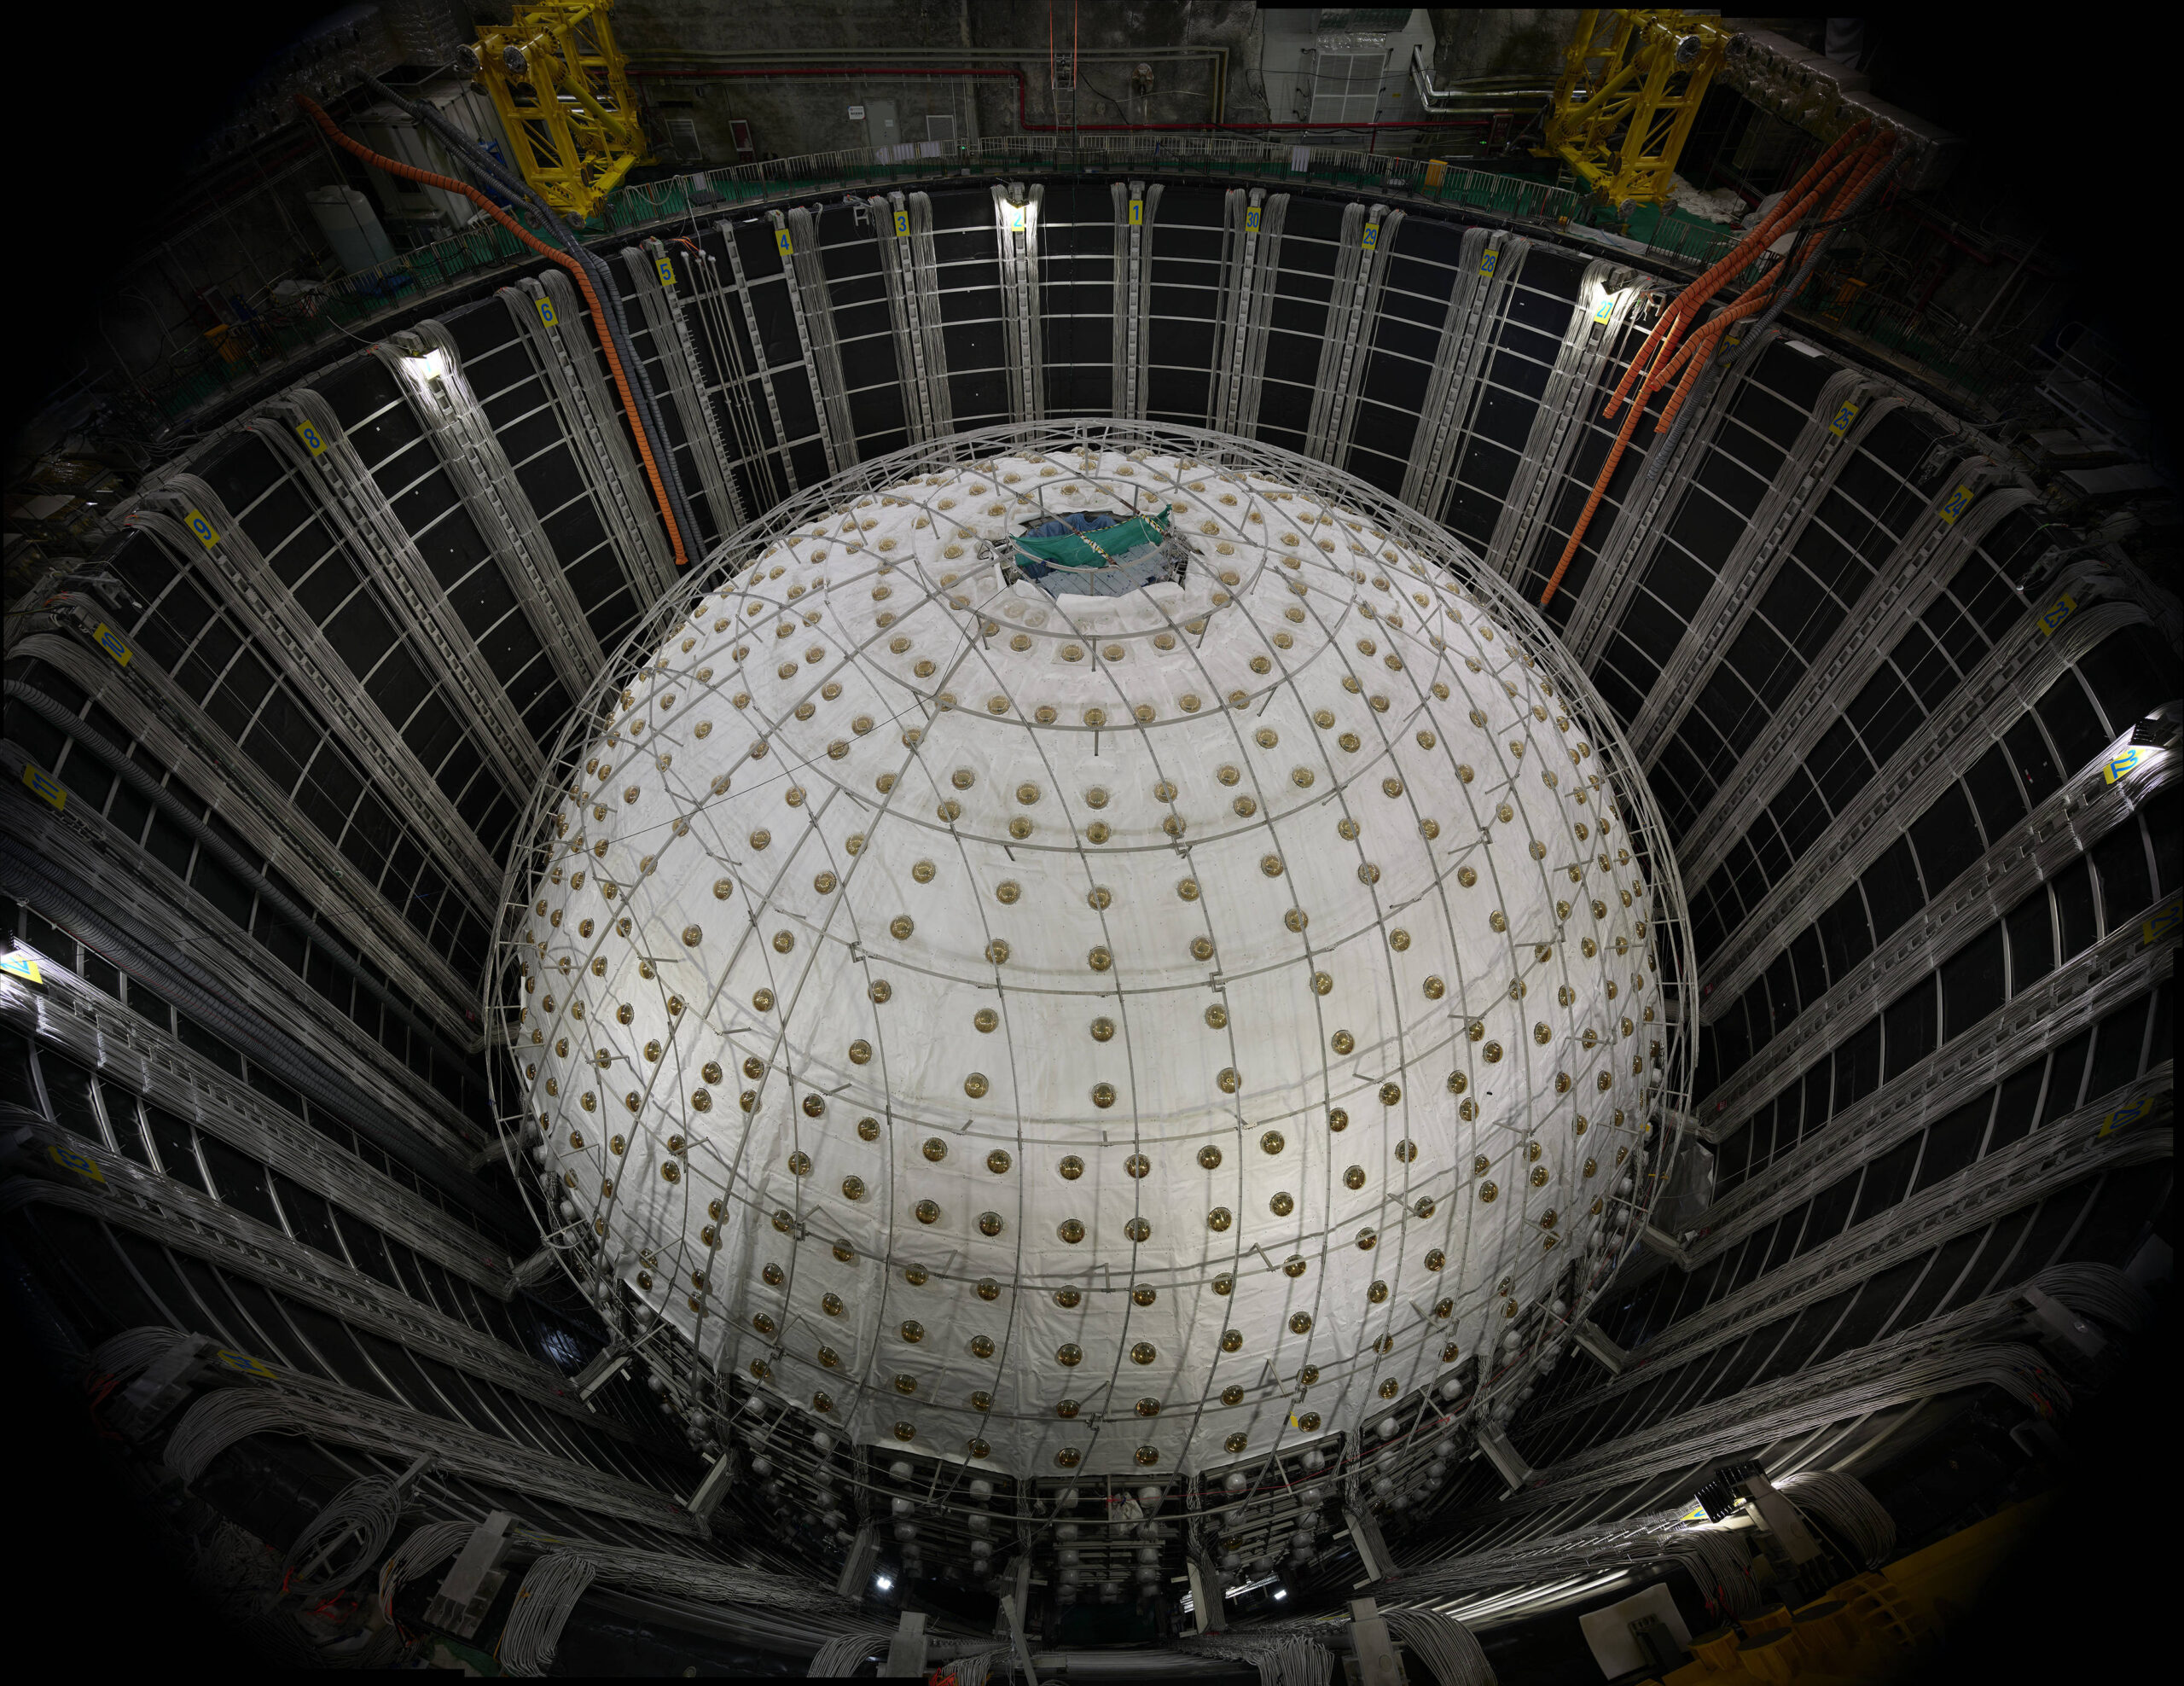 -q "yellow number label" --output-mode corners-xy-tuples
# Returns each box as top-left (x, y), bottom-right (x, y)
(49, 1143), (102, 1183)
(21, 765), (67, 810)
(93, 623), (132, 667)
